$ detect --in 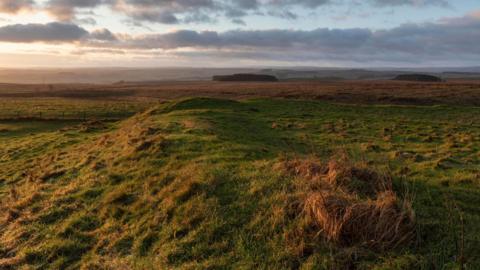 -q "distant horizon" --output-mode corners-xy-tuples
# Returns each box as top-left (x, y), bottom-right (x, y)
(1, 65), (480, 85)
(1, 66), (480, 71)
